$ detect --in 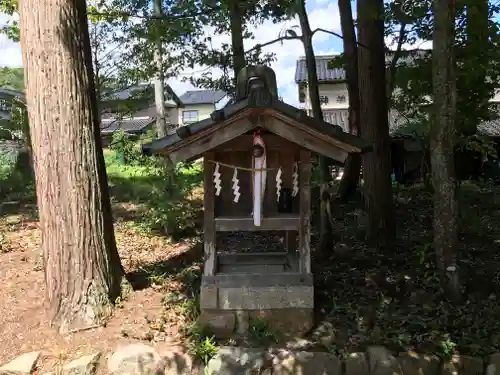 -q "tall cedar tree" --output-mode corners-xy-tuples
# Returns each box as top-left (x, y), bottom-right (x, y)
(357, 0), (395, 246)
(336, 0), (362, 201)
(19, 0), (125, 332)
(431, 0), (460, 300)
